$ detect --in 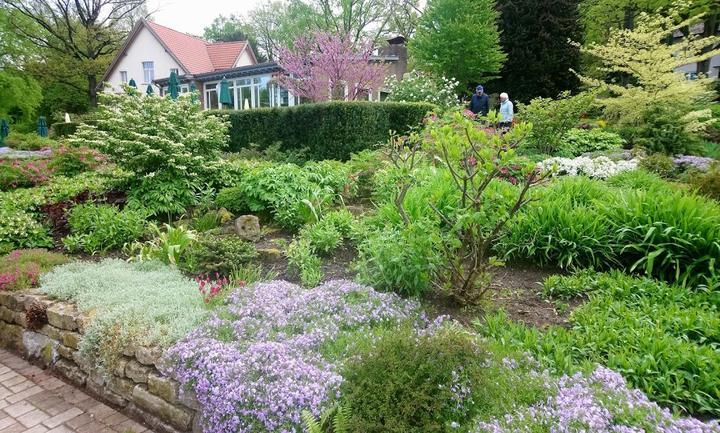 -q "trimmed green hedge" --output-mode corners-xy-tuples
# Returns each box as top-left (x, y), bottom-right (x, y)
(213, 101), (436, 160)
(52, 122), (79, 138)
